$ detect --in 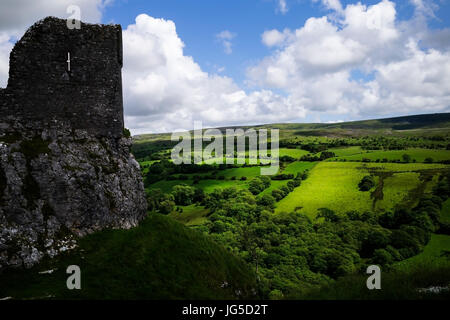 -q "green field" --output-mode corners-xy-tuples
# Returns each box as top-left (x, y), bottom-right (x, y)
(280, 161), (316, 175)
(147, 159), (449, 217)
(260, 180), (288, 196)
(275, 162), (372, 217)
(202, 157), (266, 165)
(442, 199), (450, 223)
(148, 180), (191, 193)
(279, 148), (310, 158)
(139, 160), (160, 175)
(327, 146), (364, 157)
(275, 162), (449, 217)
(196, 179), (249, 193)
(330, 148), (450, 163)
(169, 204), (210, 226)
(147, 161), (316, 195)
(149, 178), (249, 193)
(395, 234), (450, 271)
(198, 147), (309, 164)
(147, 166), (267, 193)
(5, 113), (450, 300)
(374, 172), (421, 212)
(218, 166), (264, 178)
(132, 114), (450, 299)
